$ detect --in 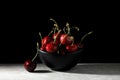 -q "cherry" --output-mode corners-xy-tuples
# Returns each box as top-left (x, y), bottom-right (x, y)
(40, 44), (46, 51)
(45, 41), (58, 53)
(42, 36), (52, 46)
(66, 44), (78, 52)
(24, 42), (39, 72)
(40, 36), (52, 51)
(60, 34), (74, 45)
(39, 31), (53, 51)
(60, 22), (78, 45)
(39, 18), (60, 51)
(45, 30), (61, 53)
(53, 32), (61, 41)
(52, 39), (60, 46)
(24, 60), (37, 72)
